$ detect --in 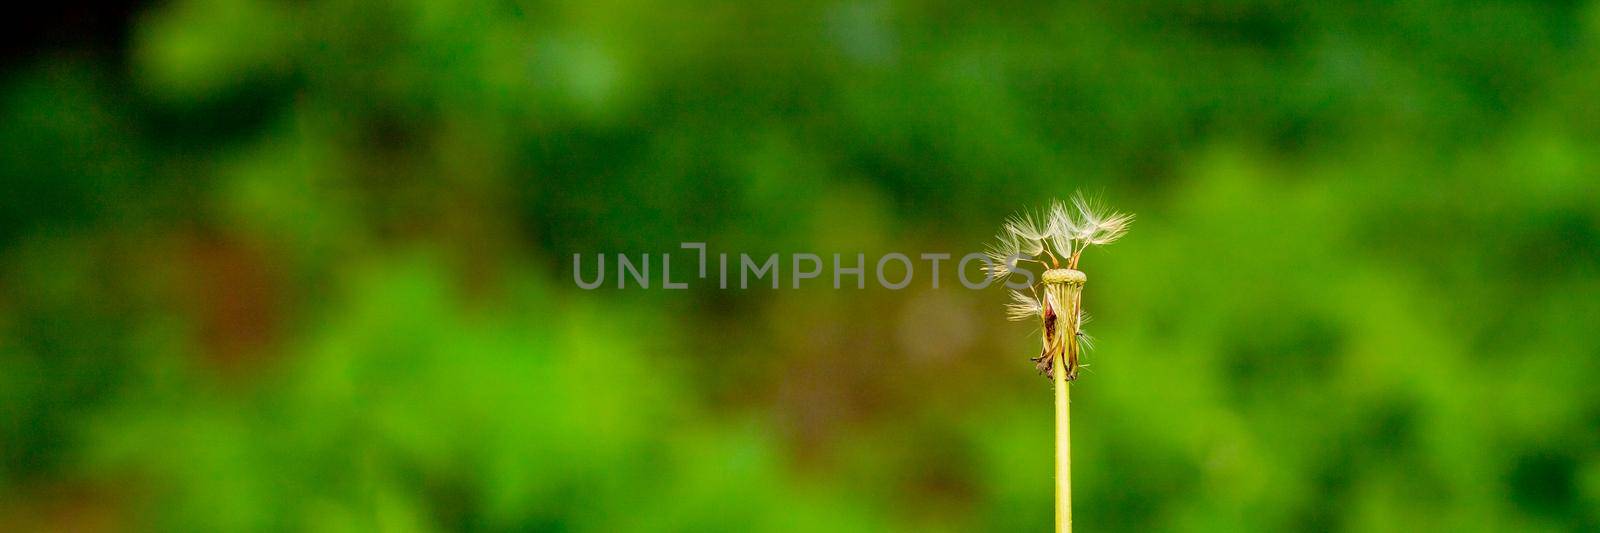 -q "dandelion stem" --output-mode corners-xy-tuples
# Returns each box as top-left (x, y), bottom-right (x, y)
(1055, 360), (1071, 533)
